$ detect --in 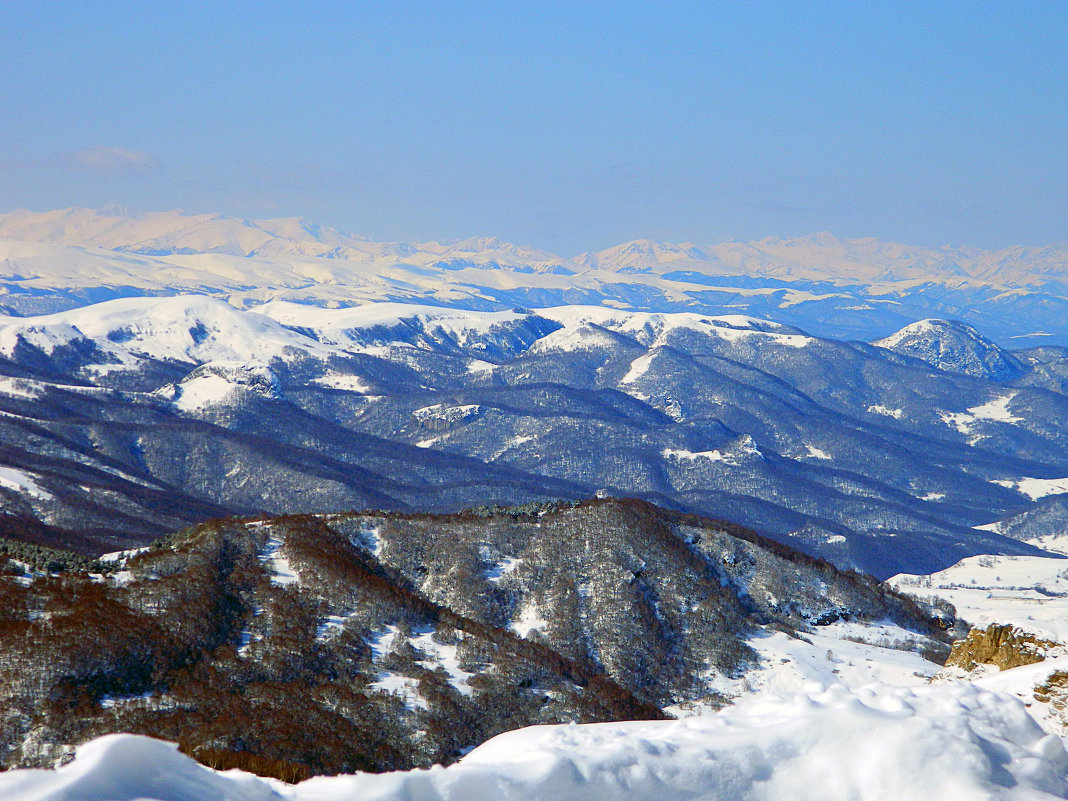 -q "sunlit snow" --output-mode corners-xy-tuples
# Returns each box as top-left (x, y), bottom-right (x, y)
(890, 533), (1068, 643)
(4, 683), (1066, 801)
